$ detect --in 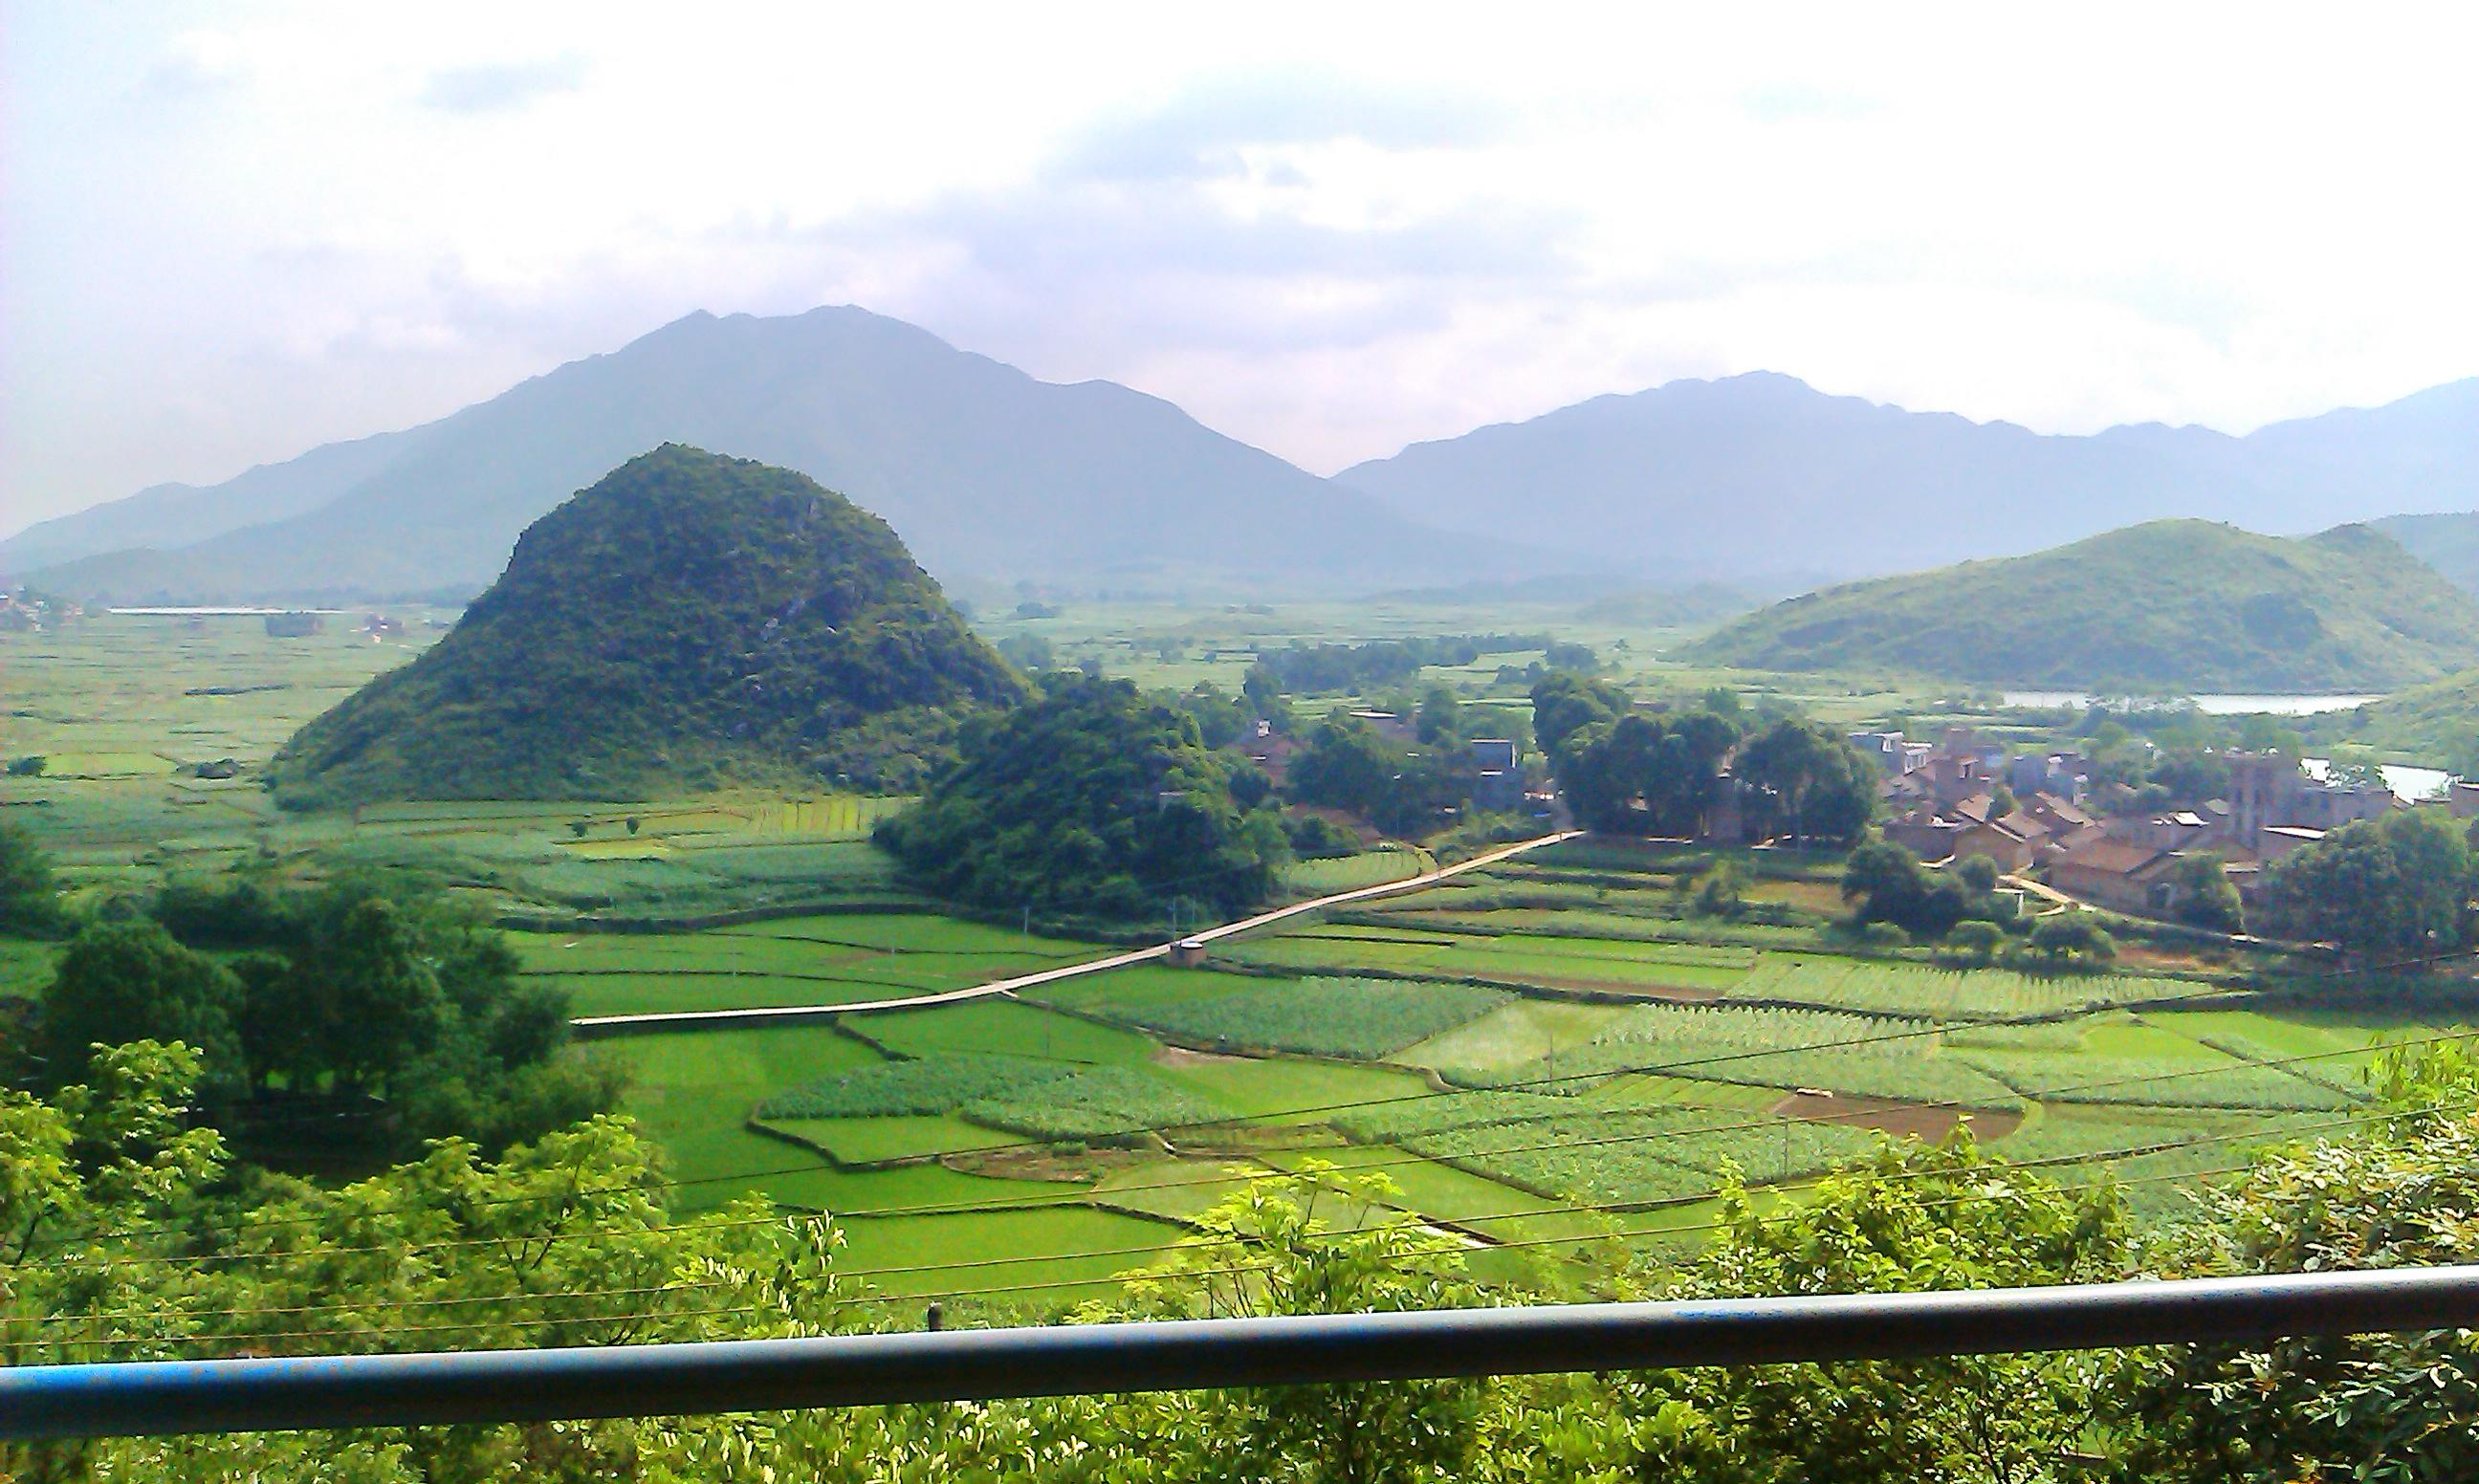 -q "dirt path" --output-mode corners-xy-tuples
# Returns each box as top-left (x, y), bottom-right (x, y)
(571, 830), (1585, 1036)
